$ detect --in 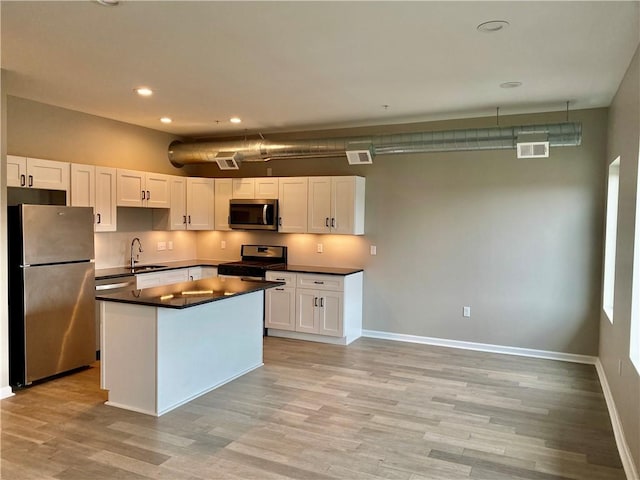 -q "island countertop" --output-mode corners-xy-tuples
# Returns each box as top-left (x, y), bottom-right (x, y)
(96, 277), (284, 309)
